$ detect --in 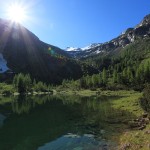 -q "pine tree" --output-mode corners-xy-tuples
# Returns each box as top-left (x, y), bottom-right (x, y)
(113, 69), (117, 83)
(117, 73), (121, 83)
(92, 74), (98, 87)
(17, 73), (26, 93)
(24, 74), (32, 92)
(98, 73), (102, 86)
(102, 68), (107, 85)
(13, 75), (18, 88)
